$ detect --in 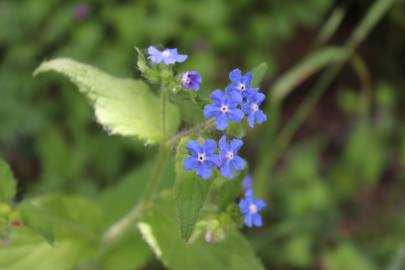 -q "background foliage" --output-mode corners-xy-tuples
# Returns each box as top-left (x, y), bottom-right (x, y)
(0, 0), (404, 269)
